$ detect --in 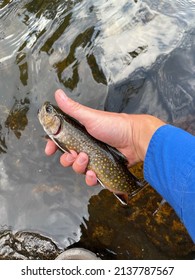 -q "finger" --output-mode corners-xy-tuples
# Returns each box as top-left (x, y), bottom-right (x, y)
(45, 139), (58, 155)
(60, 150), (78, 167)
(55, 89), (104, 127)
(54, 89), (125, 146)
(72, 152), (89, 174)
(85, 170), (98, 186)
